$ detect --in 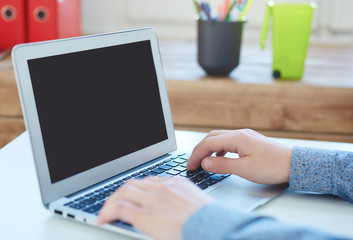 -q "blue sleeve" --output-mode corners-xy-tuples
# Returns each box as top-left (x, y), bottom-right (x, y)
(182, 202), (345, 240)
(290, 146), (353, 203)
(182, 147), (353, 239)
